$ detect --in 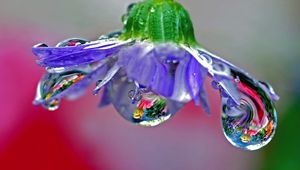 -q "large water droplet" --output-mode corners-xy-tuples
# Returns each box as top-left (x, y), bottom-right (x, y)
(221, 76), (277, 150)
(107, 76), (184, 127)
